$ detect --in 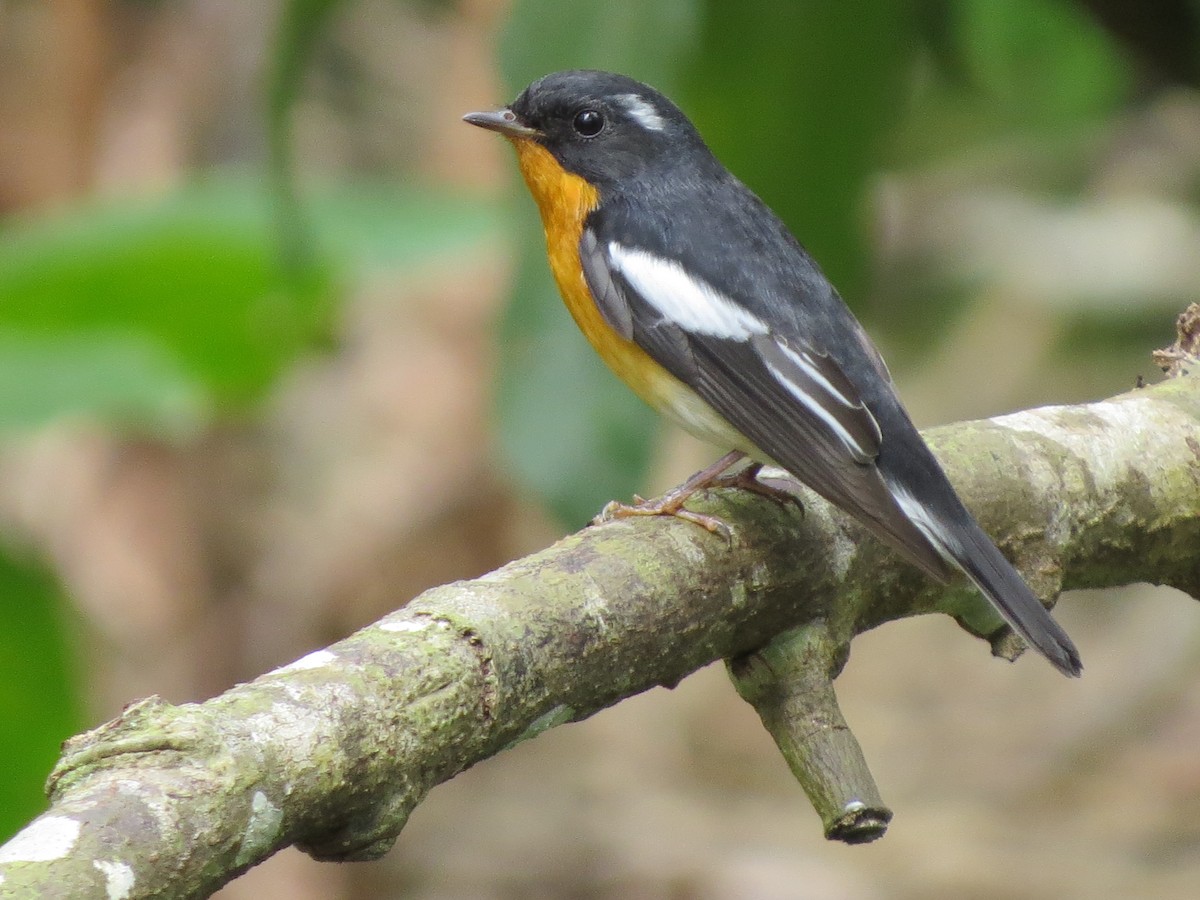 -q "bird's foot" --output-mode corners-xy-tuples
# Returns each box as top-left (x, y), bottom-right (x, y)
(595, 491), (732, 541)
(712, 463), (805, 514)
(591, 450), (746, 541)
